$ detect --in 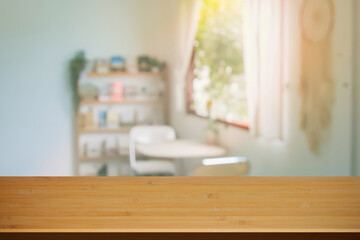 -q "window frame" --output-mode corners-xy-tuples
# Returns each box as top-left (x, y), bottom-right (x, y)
(185, 50), (249, 131)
